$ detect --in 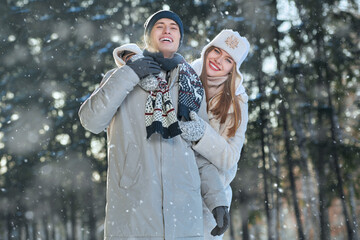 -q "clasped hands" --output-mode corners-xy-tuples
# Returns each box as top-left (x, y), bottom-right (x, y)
(126, 55), (161, 91)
